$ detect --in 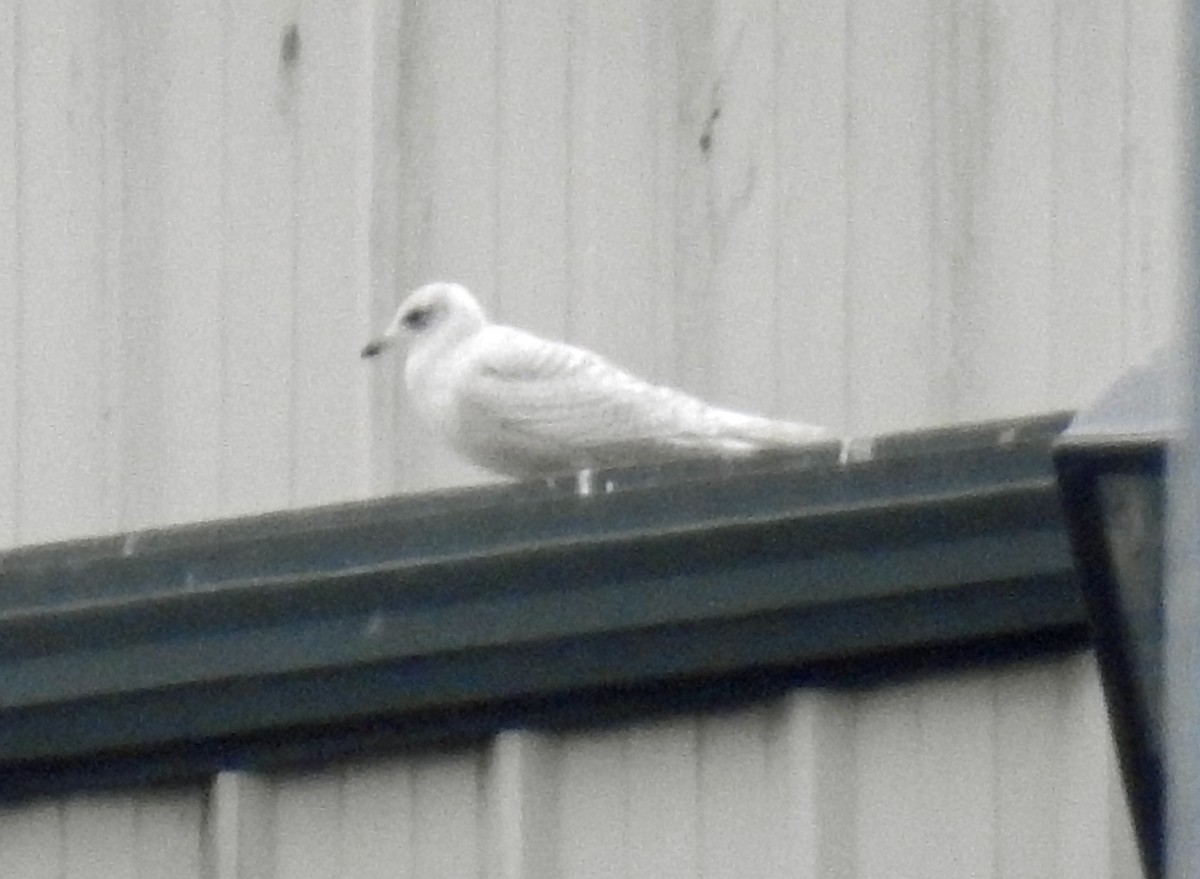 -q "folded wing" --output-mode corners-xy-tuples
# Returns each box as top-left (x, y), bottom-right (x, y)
(452, 327), (827, 477)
